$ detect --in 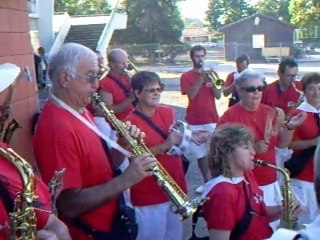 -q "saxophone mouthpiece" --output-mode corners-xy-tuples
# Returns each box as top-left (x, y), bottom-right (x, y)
(253, 159), (268, 166)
